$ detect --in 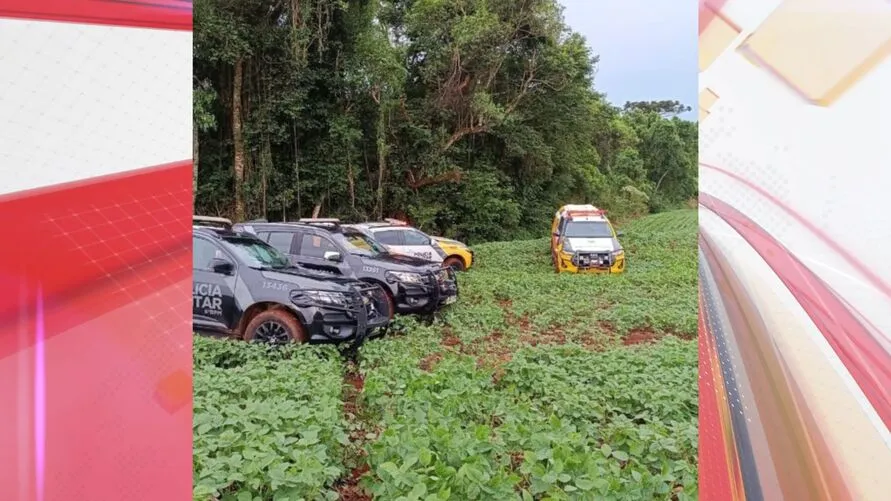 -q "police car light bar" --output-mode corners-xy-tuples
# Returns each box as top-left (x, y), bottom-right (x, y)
(193, 215), (233, 229)
(565, 209), (607, 218)
(384, 218), (408, 226)
(298, 218), (341, 227)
